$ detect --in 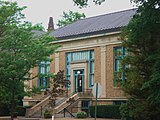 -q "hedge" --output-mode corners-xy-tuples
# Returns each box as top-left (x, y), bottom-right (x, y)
(0, 105), (26, 116)
(0, 104), (10, 116)
(16, 106), (26, 116)
(90, 105), (121, 119)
